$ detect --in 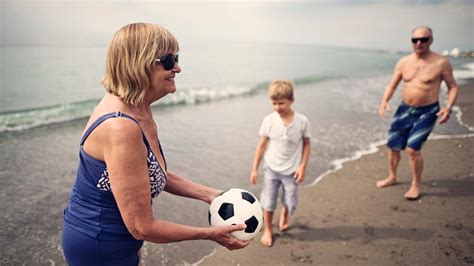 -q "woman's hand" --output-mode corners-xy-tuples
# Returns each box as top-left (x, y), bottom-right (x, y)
(208, 224), (251, 250)
(207, 189), (223, 204)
